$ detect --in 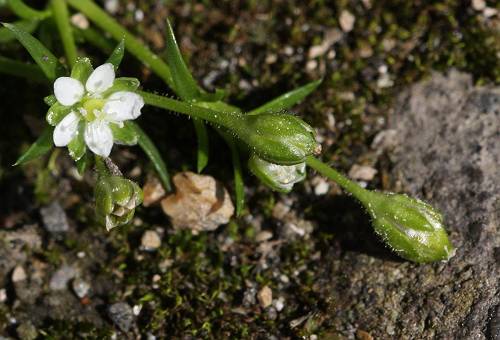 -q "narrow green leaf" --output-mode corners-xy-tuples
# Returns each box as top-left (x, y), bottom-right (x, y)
(248, 79), (322, 115)
(106, 39), (125, 70)
(0, 19), (38, 43)
(229, 141), (244, 216)
(14, 126), (54, 166)
(193, 118), (209, 173)
(7, 0), (51, 20)
(110, 122), (139, 145)
(164, 19), (210, 172)
(0, 55), (47, 83)
(219, 130), (245, 216)
(70, 57), (93, 83)
(2, 23), (65, 80)
(128, 122), (172, 192)
(164, 18), (199, 101)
